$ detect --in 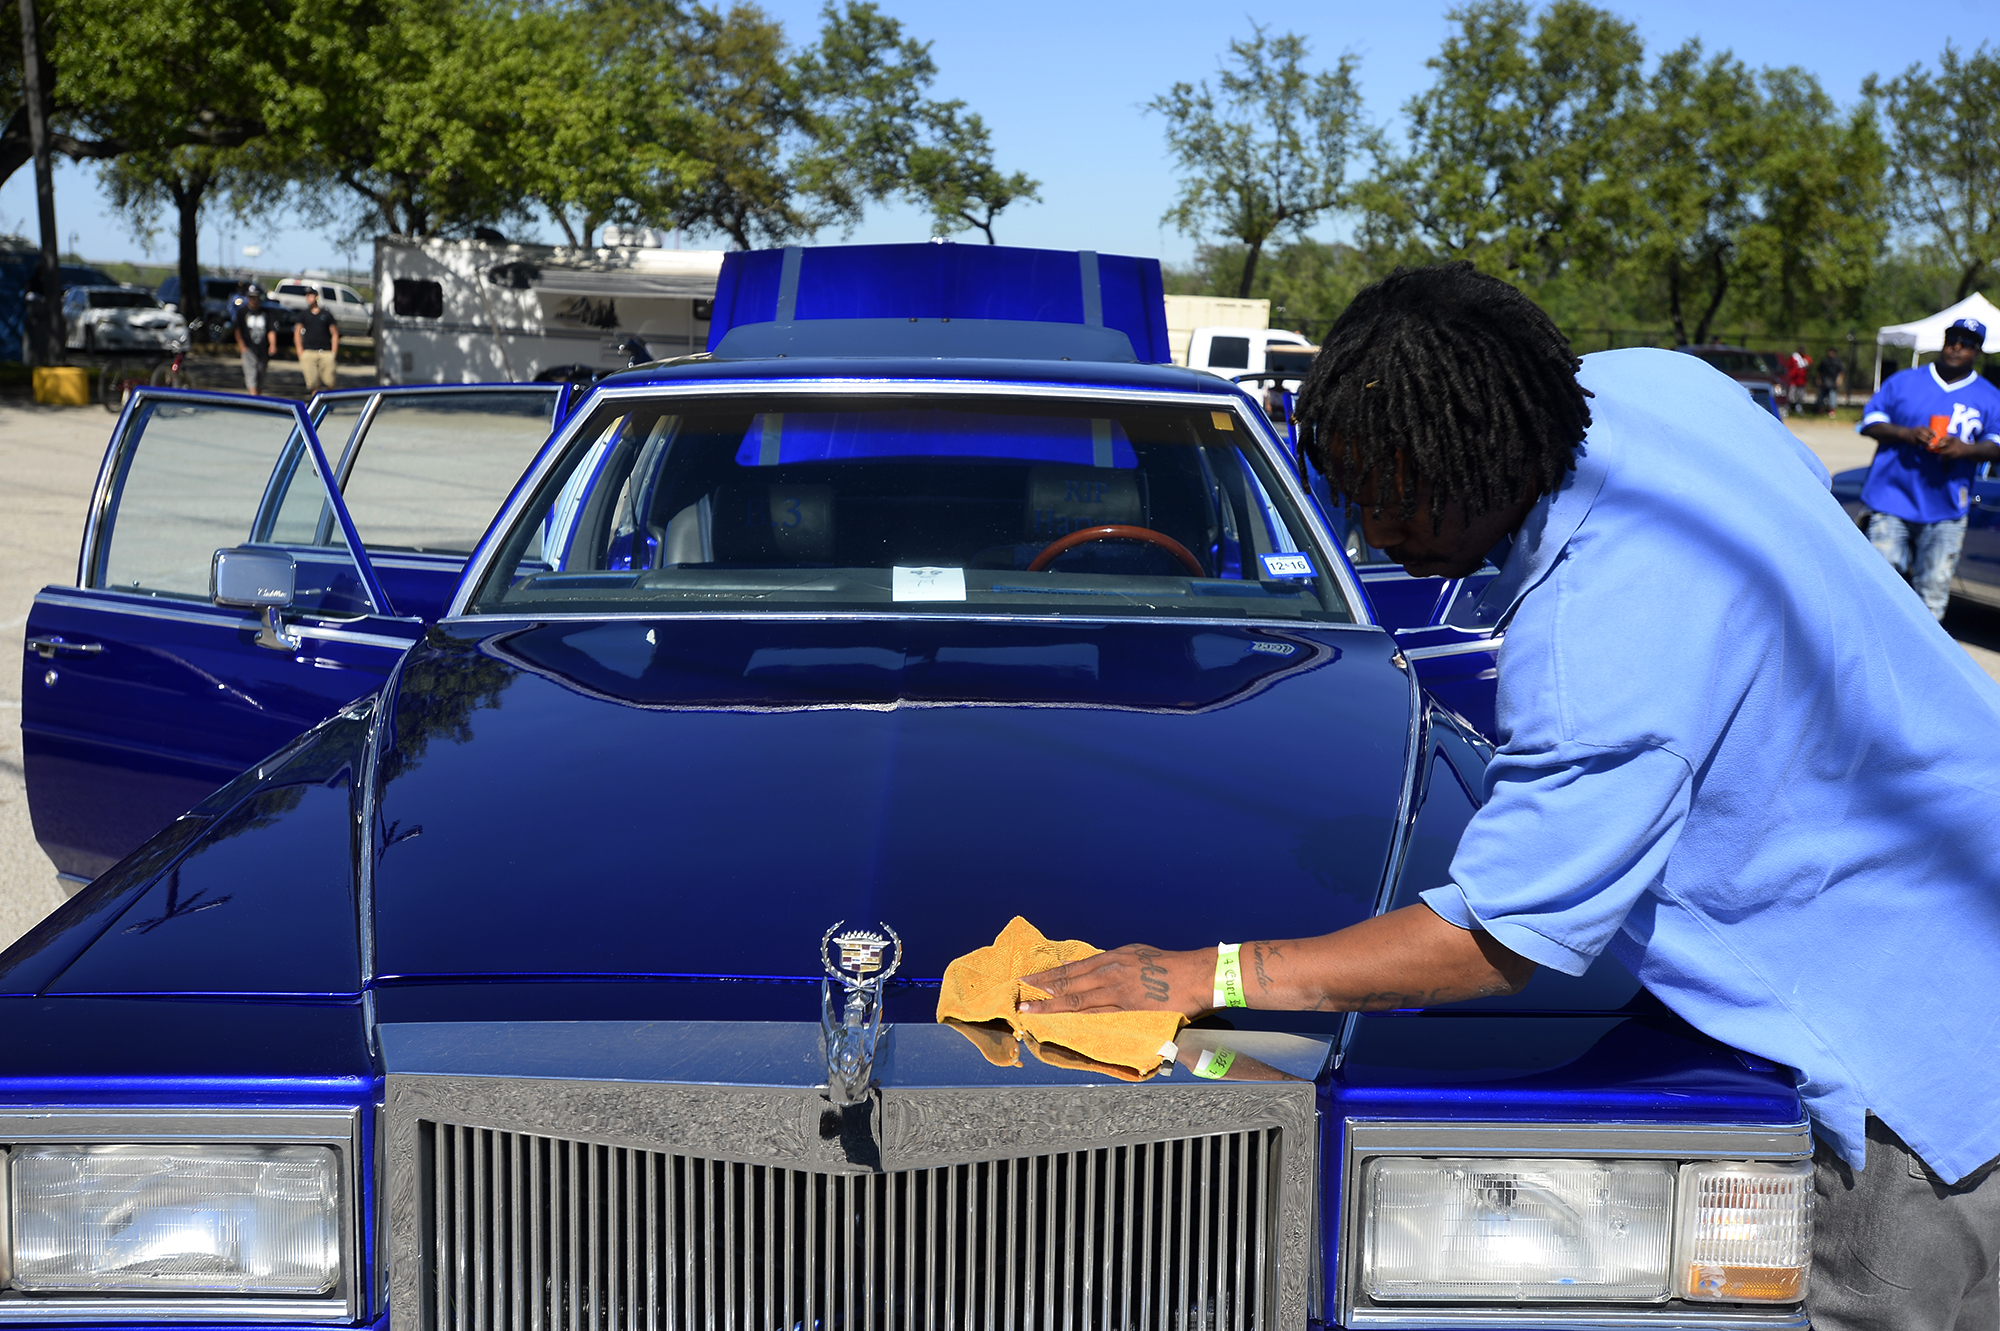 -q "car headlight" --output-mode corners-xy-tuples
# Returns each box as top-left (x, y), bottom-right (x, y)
(1360, 1154), (1813, 1307)
(9, 1145), (341, 1294)
(1365, 1157), (1676, 1301)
